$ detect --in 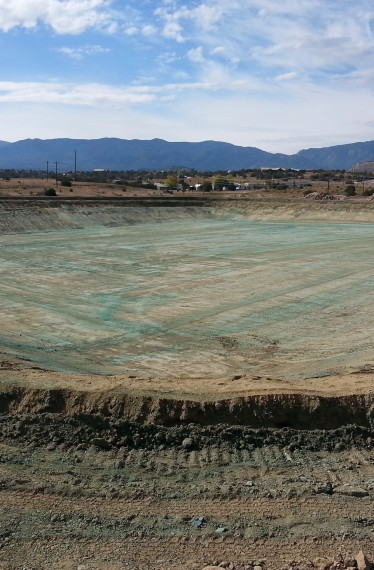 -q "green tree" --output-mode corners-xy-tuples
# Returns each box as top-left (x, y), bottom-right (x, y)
(200, 181), (213, 192)
(60, 177), (72, 187)
(166, 175), (178, 189)
(213, 177), (229, 191)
